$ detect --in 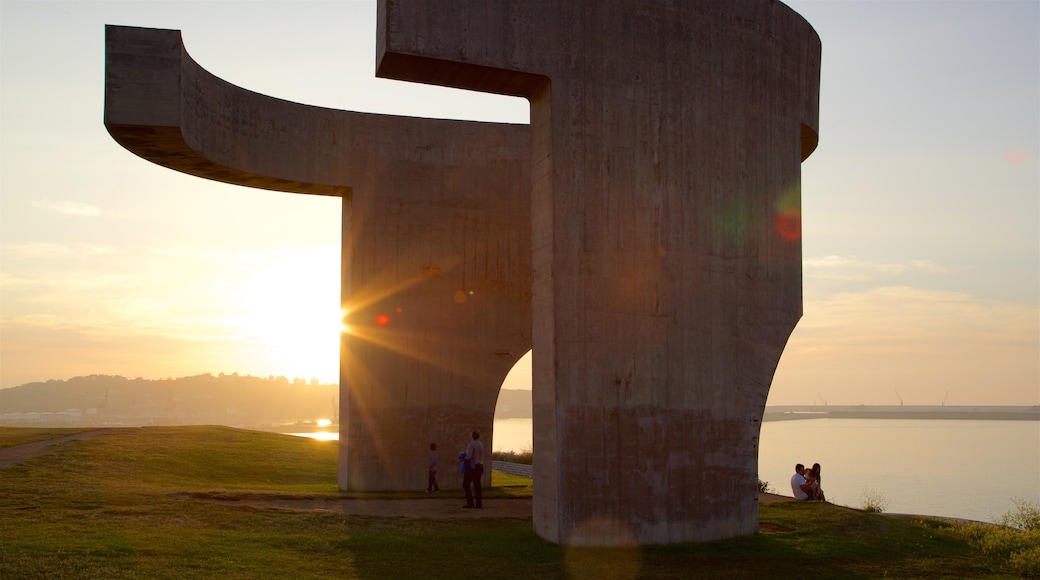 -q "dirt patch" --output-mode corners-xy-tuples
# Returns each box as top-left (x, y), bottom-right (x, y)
(176, 492), (797, 522)
(0, 429), (113, 468)
(175, 493), (534, 519)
